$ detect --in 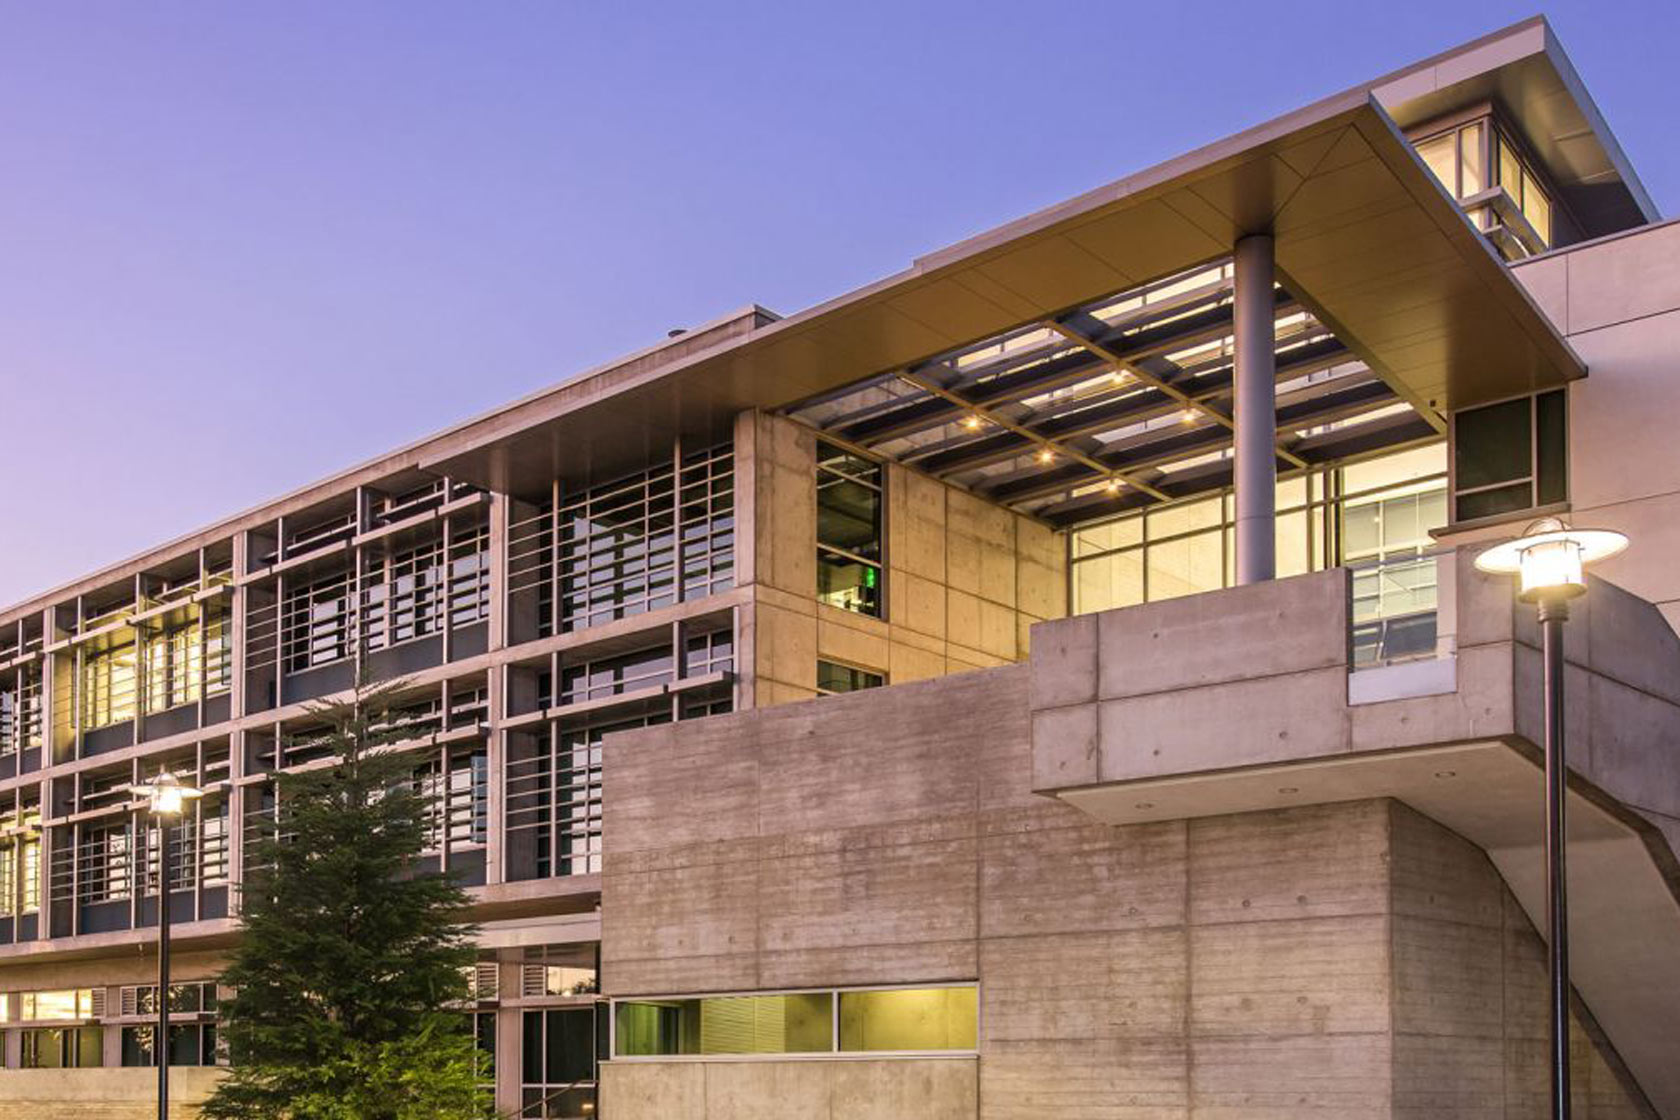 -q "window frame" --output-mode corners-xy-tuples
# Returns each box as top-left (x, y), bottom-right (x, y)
(608, 982), (980, 1062)
(1448, 388), (1568, 526)
(815, 440), (886, 620)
